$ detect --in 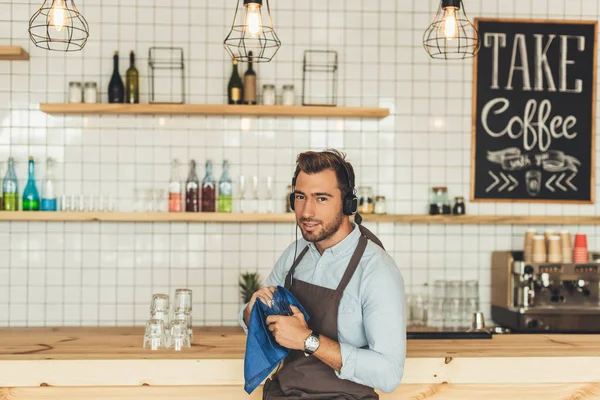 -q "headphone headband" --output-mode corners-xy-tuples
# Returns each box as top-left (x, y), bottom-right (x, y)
(292, 151), (354, 193)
